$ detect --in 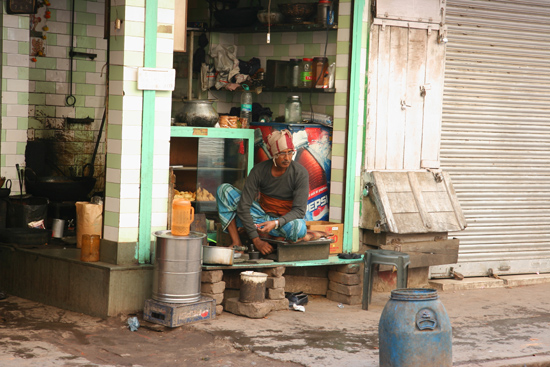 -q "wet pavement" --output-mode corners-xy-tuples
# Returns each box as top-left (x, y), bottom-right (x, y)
(1, 282), (550, 366)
